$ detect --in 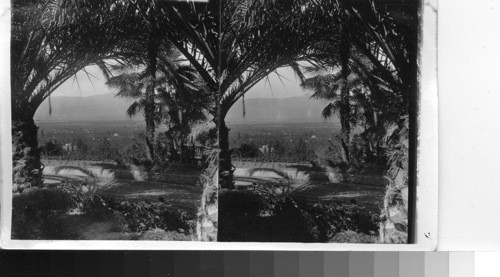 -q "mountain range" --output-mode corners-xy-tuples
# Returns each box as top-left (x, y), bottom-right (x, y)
(226, 96), (339, 123)
(35, 93), (339, 124)
(35, 93), (139, 122)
